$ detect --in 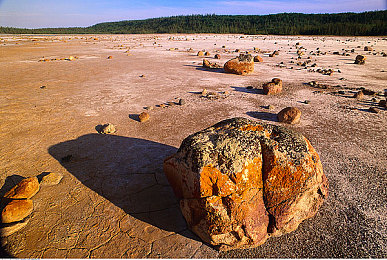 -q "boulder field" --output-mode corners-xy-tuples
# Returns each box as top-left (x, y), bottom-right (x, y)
(164, 117), (328, 251)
